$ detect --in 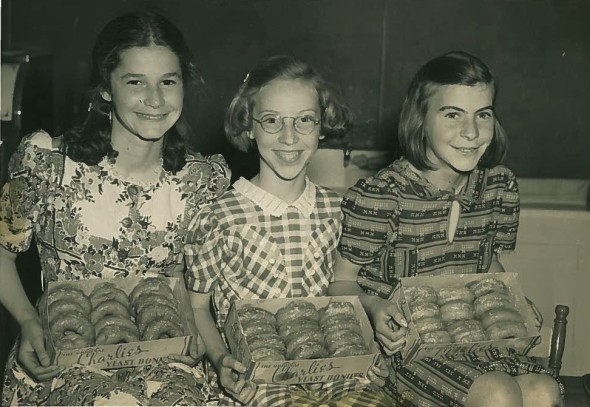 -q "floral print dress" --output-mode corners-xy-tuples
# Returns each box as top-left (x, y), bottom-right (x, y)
(0, 131), (230, 405)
